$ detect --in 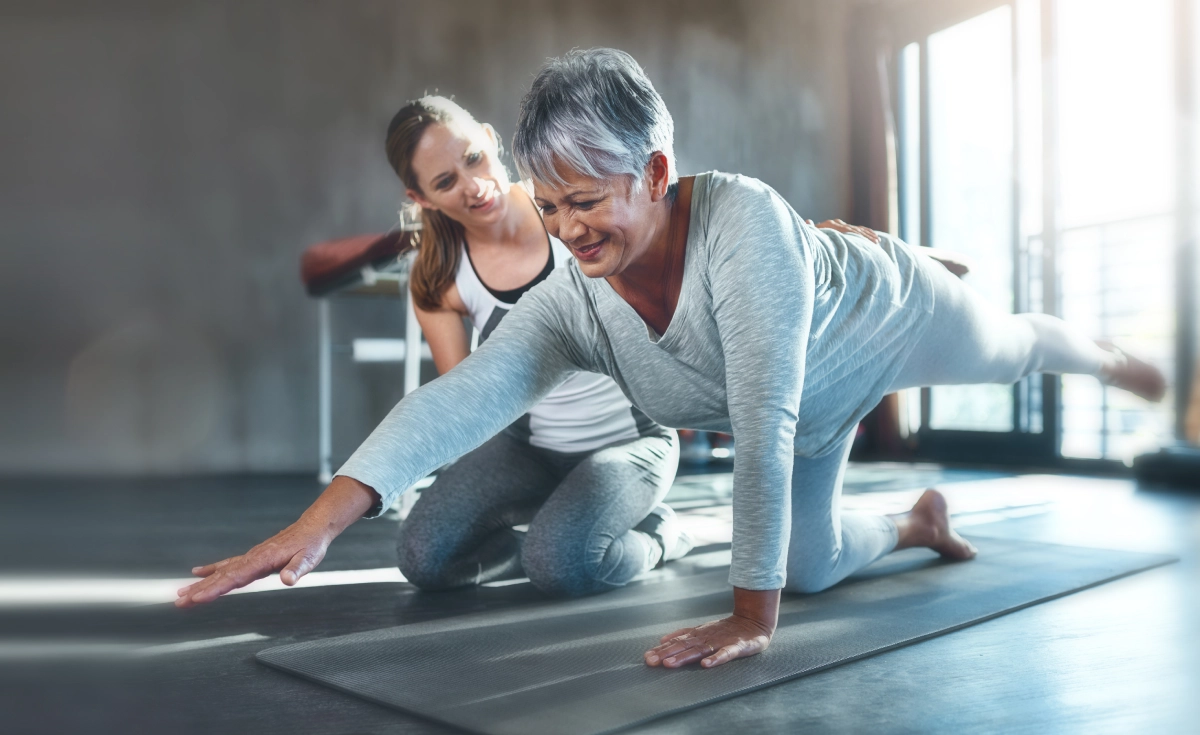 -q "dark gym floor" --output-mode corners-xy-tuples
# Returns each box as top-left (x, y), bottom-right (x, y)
(3, 466), (1198, 734)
